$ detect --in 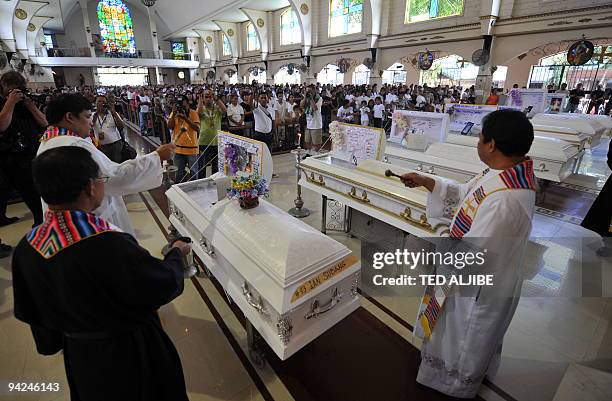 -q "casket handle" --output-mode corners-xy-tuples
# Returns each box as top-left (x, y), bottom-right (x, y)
(400, 208), (433, 230)
(173, 208), (185, 223)
(416, 163), (423, 172)
(537, 162), (549, 172)
(306, 172), (325, 186)
(199, 236), (215, 257)
(348, 187), (370, 203)
(427, 166), (436, 175)
(305, 288), (342, 320)
(242, 282), (268, 316)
